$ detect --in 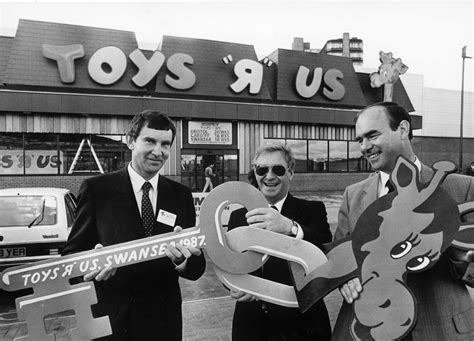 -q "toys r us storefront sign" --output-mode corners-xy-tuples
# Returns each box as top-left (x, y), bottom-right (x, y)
(43, 43), (346, 102)
(35, 32), (366, 107)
